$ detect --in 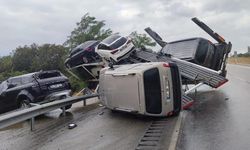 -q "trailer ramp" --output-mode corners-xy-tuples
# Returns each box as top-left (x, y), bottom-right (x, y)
(182, 95), (194, 110)
(132, 50), (228, 88)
